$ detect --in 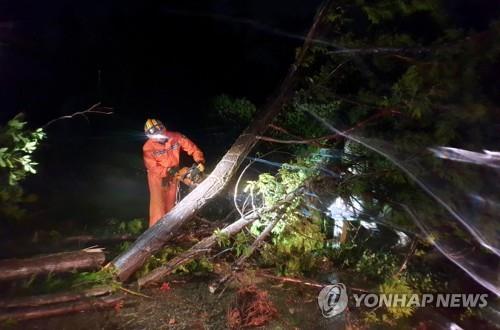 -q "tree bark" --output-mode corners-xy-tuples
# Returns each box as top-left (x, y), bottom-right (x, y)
(0, 286), (113, 308)
(111, 2), (332, 282)
(0, 295), (124, 322)
(0, 250), (105, 282)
